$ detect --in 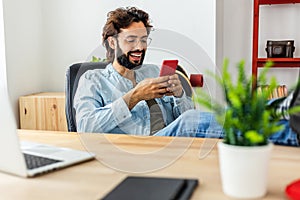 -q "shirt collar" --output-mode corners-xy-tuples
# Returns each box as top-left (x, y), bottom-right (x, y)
(104, 63), (145, 83)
